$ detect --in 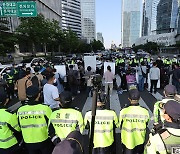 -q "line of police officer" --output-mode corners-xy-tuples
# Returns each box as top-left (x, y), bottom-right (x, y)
(0, 81), (180, 153)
